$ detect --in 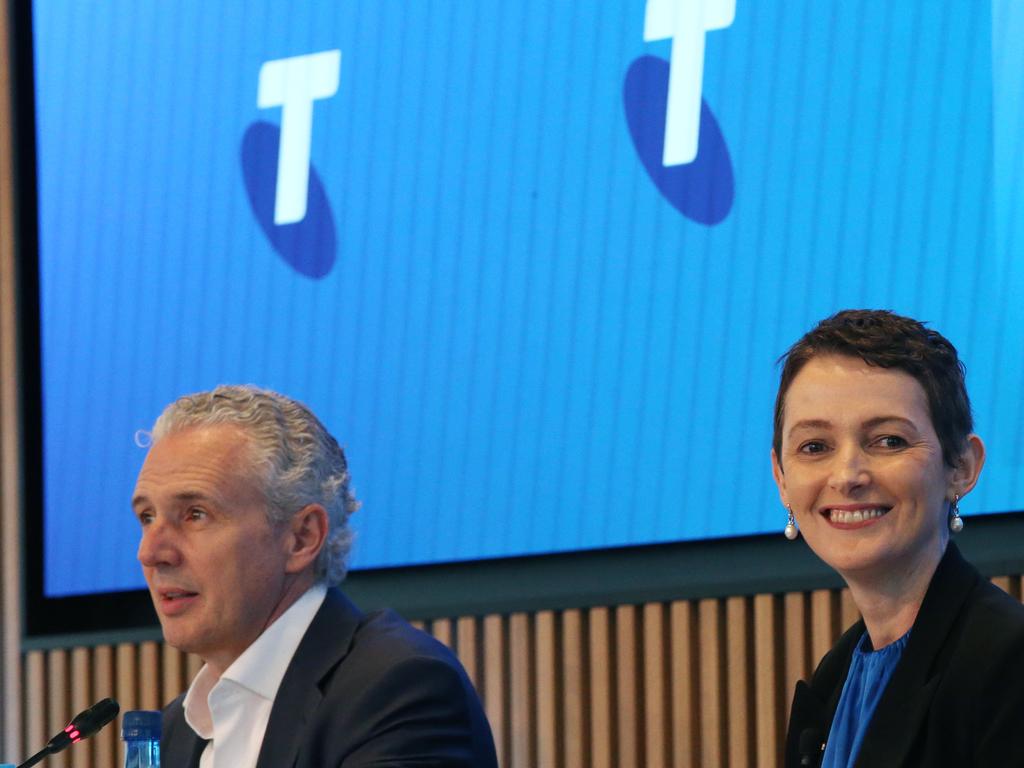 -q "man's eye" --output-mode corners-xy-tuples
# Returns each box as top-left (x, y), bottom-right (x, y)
(186, 508), (208, 521)
(136, 512), (154, 526)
